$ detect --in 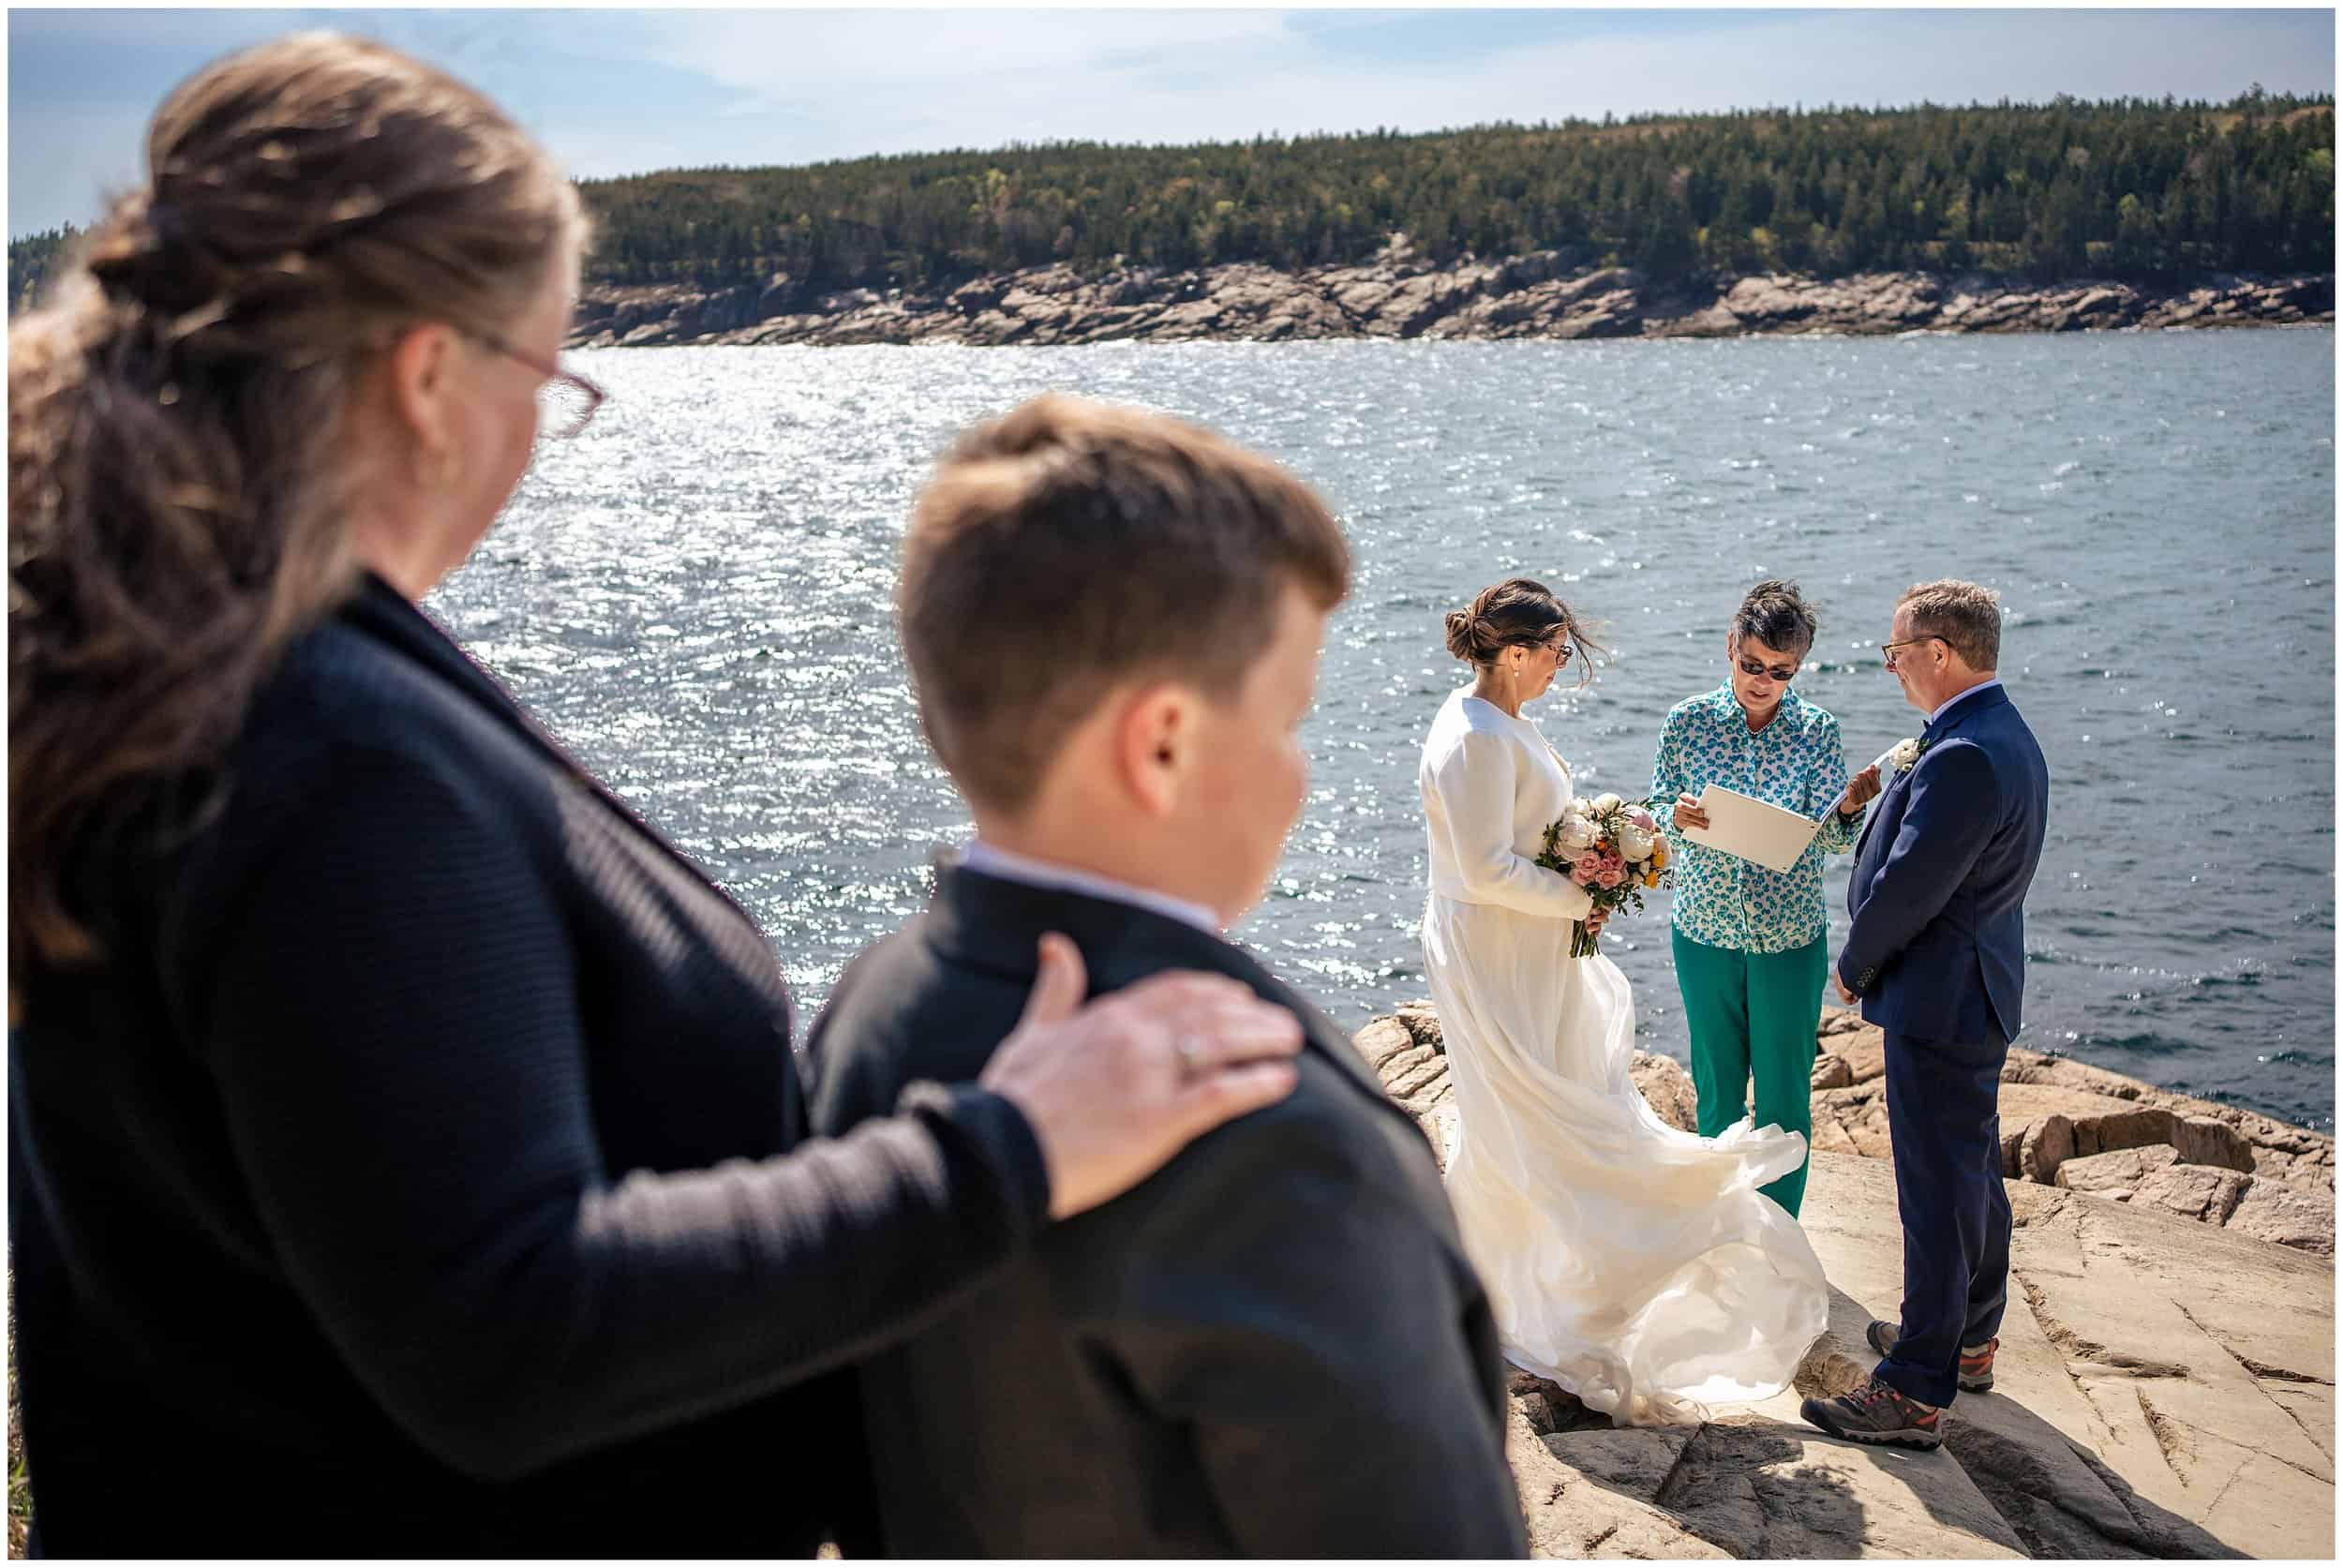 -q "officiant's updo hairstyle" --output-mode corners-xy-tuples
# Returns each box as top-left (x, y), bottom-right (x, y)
(1443, 577), (1602, 685)
(900, 394), (1351, 814)
(9, 32), (581, 974)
